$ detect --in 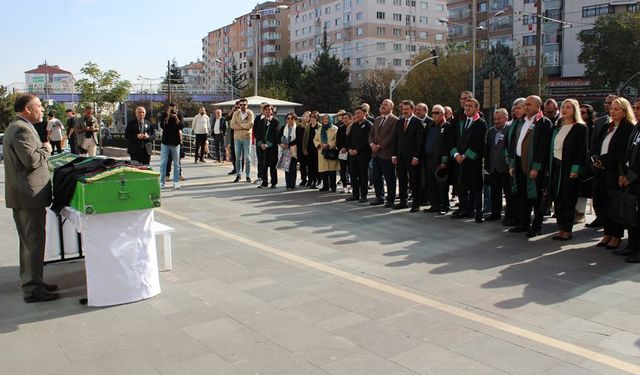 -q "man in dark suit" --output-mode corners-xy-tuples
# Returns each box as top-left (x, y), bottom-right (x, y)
(211, 108), (227, 162)
(369, 99), (398, 207)
(587, 94), (617, 228)
(346, 106), (372, 203)
(4, 93), (59, 303)
(392, 100), (424, 212)
(543, 99), (560, 125)
(423, 104), (450, 214)
(254, 104), (280, 188)
(450, 98), (487, 222)
(507, 95), (553, 237)
(484, 108), (511, 221)
(125, 106), (156, 165)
